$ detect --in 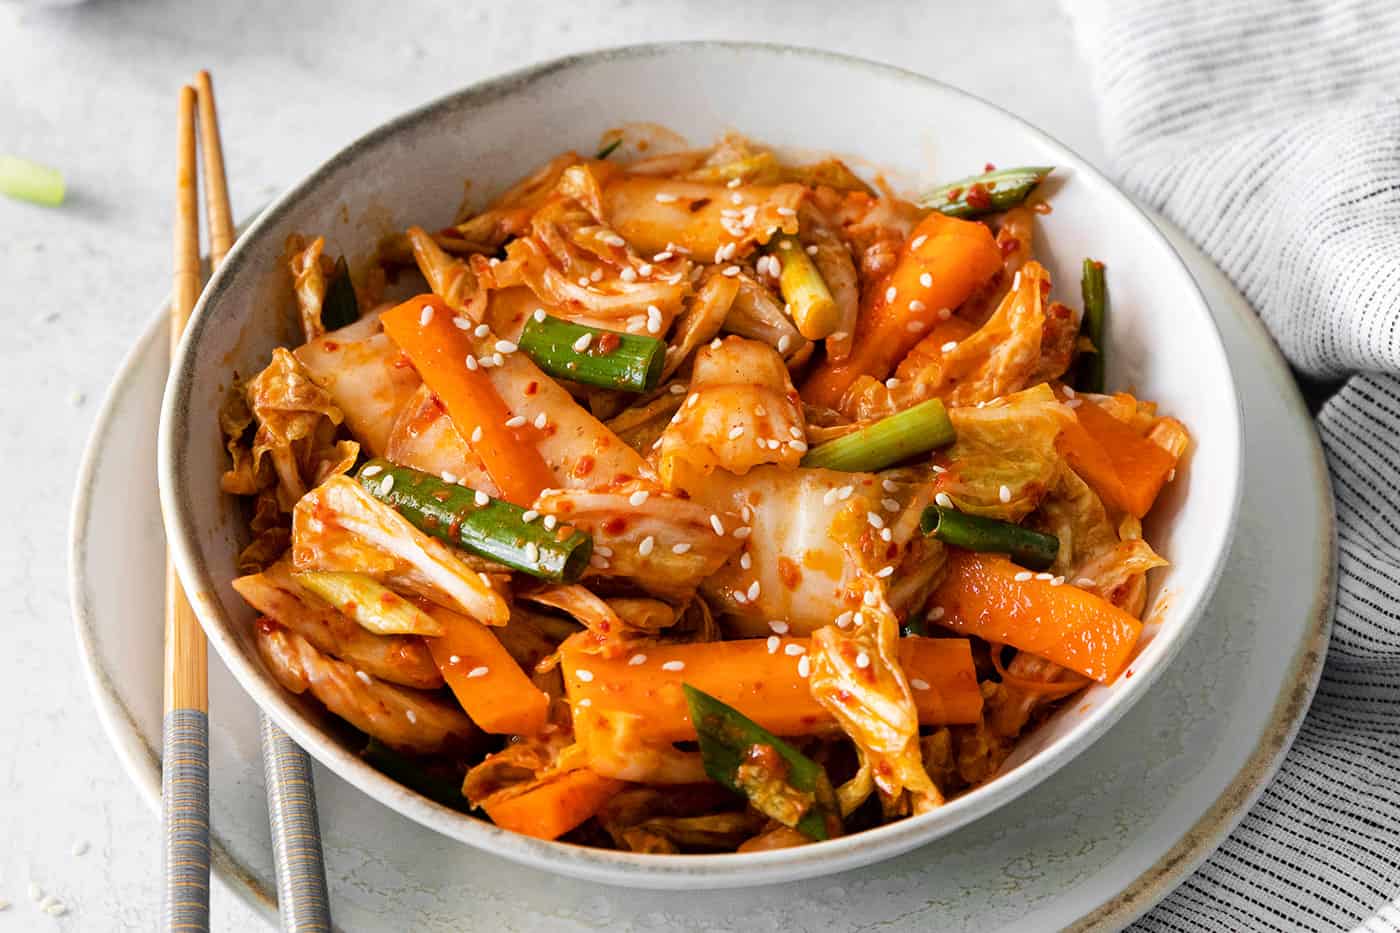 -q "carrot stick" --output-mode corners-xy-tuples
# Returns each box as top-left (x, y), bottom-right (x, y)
(480, 769), (625, 840)
(930, 550), (1142, 682)
(1058, 393), (1176, 518)
(423, 605), (550, 736)
(802, 212), (1001, 410)
(560, 637), (982, 743)
(380, 295), (554, 505)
